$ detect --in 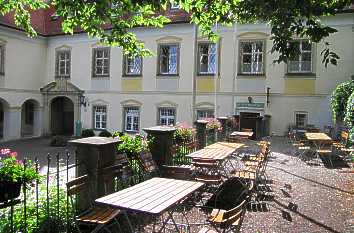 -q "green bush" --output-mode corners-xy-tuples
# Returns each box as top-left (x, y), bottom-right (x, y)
(98, 130), (112, 137)
(331, 80), (354, 123)
(115, 133), (152, 158)
(0, 179), (75, 233)
(174, 127), (193, 143)
(81, 129), (95, 138)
